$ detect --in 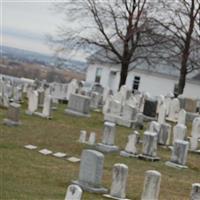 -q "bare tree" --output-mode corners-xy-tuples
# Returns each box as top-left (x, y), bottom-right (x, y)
(155, 0), (200, 95)
(51, 0), (161, 90)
